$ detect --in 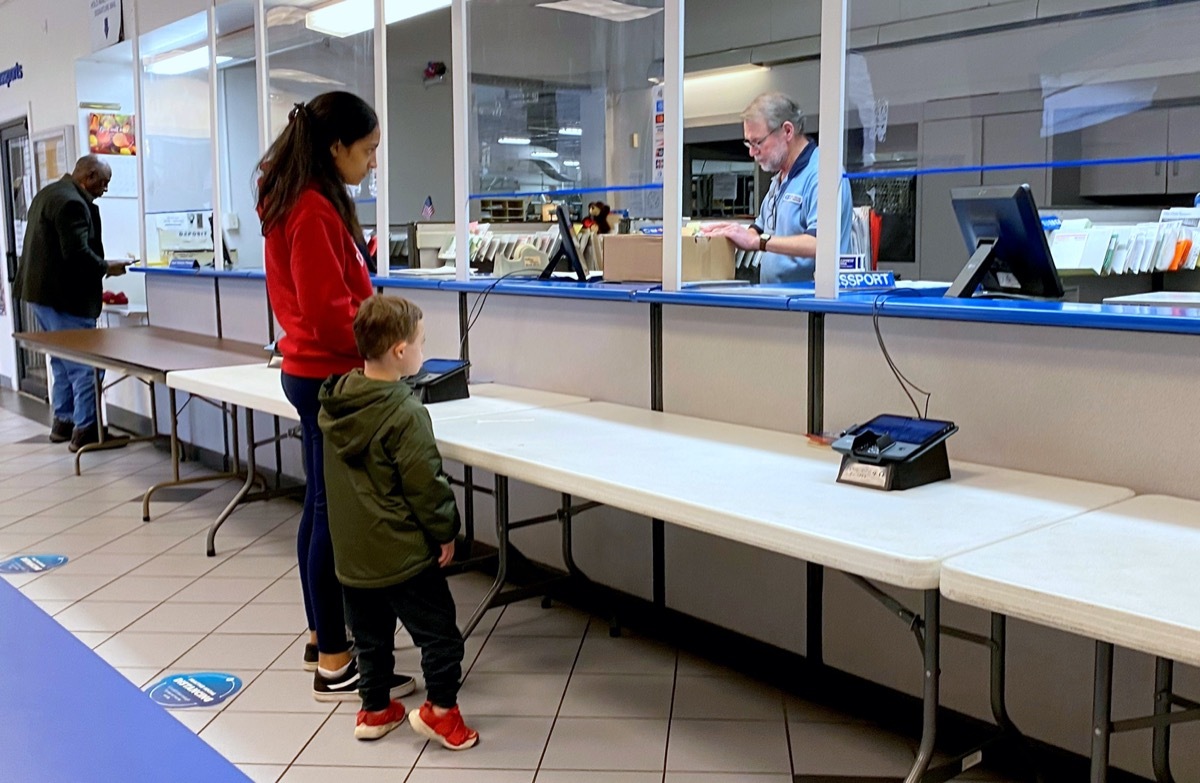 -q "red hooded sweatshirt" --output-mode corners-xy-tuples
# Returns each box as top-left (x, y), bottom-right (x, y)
(264, 188), (374, 379)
